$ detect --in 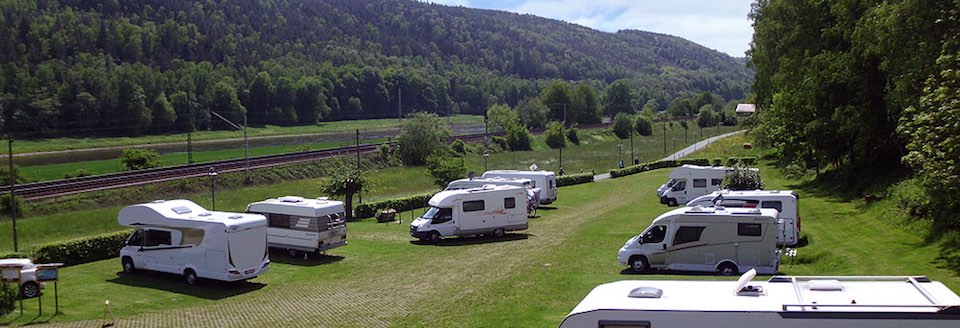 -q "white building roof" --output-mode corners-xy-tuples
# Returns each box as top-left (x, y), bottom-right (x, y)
(736, 103), (757, 113)
(246, 196), (345, 218)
